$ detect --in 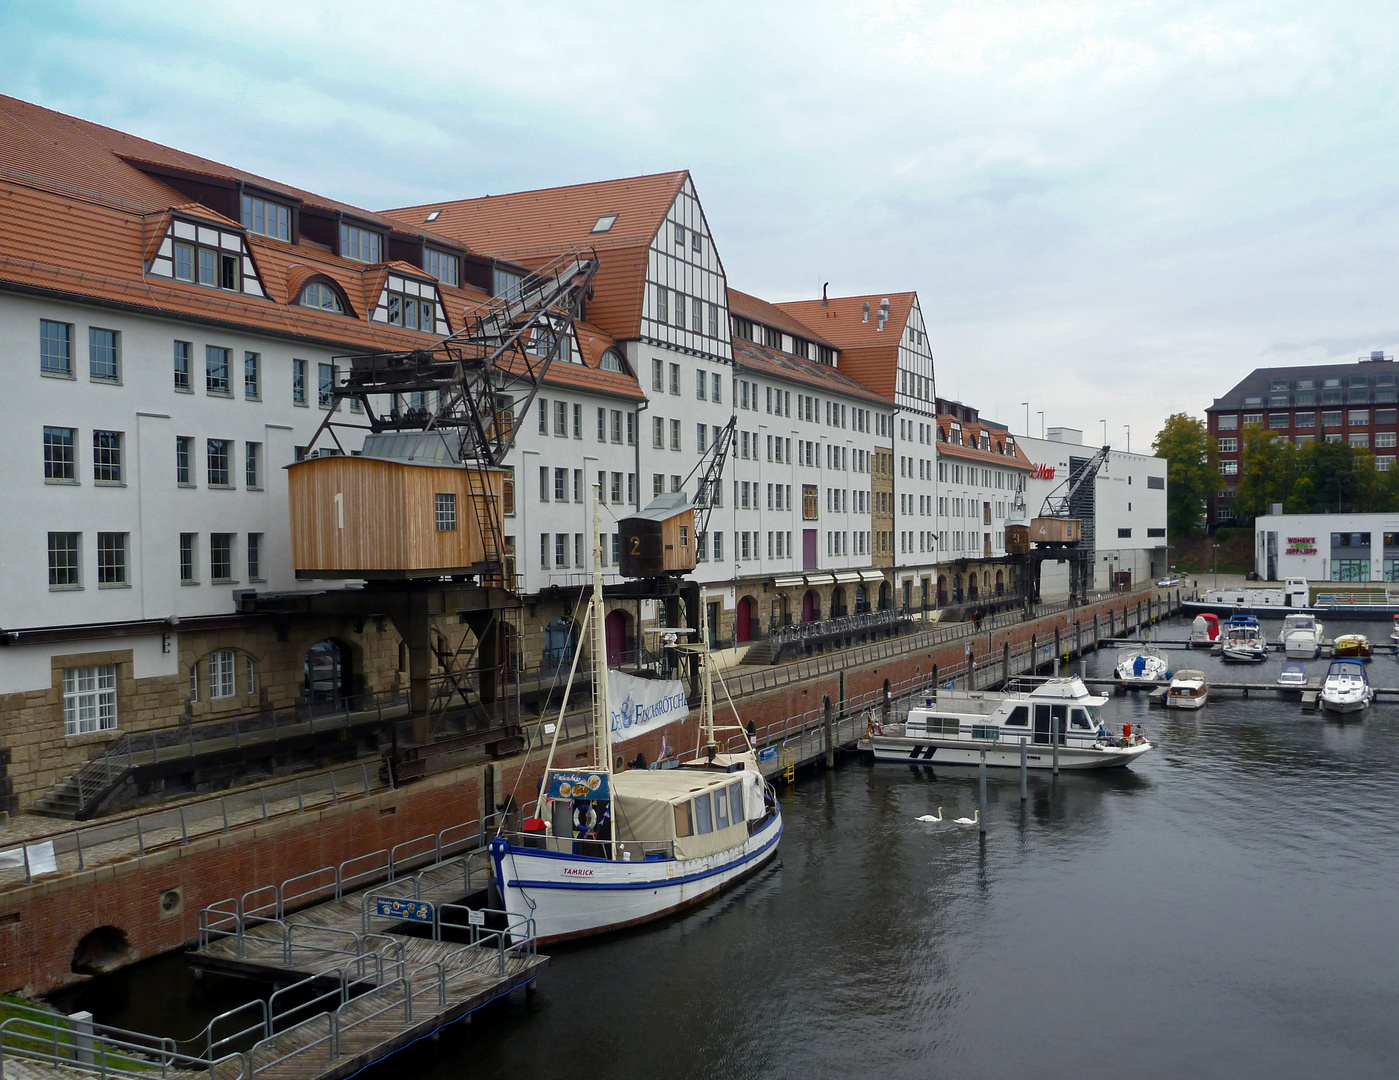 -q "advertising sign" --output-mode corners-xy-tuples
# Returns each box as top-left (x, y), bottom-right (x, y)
(1286, 536), (1317, 555)
(546, 770), (611, 801)
(375, 897), (433, 923)
(606, 670), (689, 743)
